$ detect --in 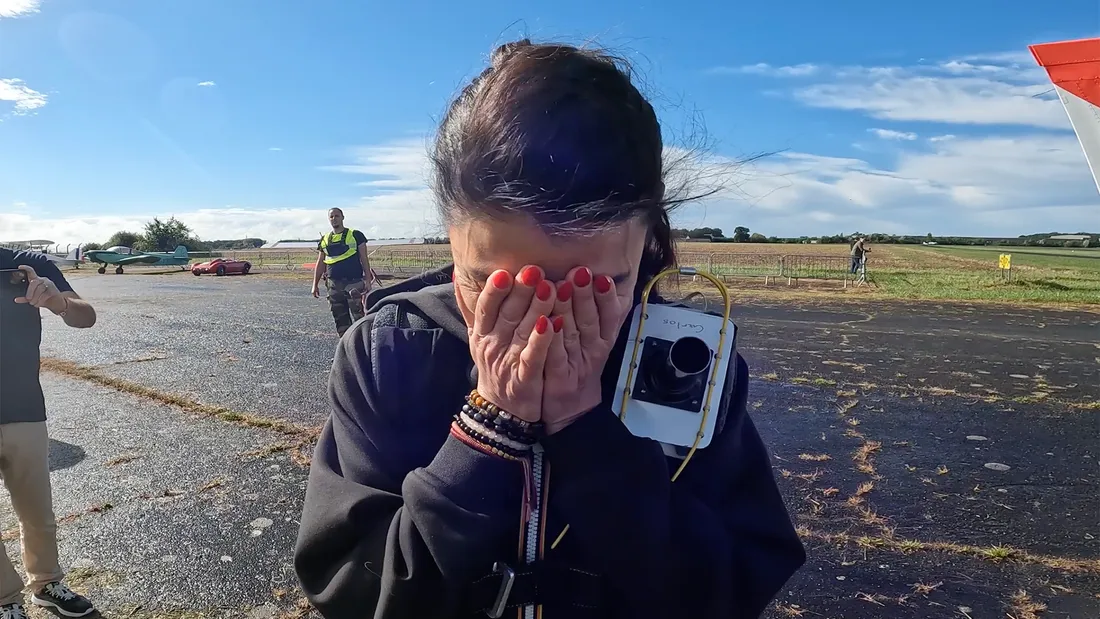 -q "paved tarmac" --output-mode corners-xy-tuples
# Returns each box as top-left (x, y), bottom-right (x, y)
(0, 271), (1094, 618)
